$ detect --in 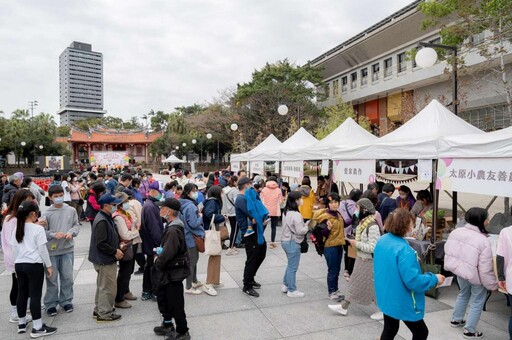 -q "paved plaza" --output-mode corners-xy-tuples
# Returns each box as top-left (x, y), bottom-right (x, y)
(0, 220), (509, 340)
